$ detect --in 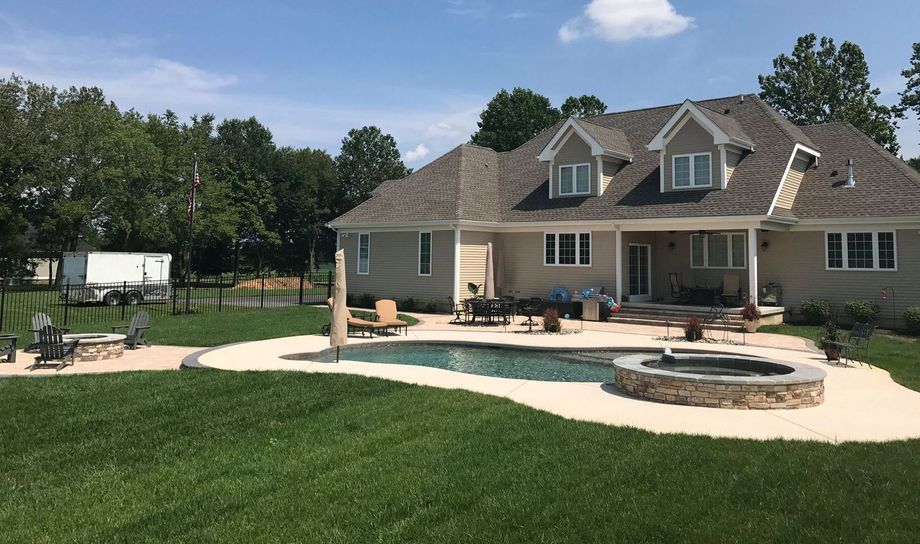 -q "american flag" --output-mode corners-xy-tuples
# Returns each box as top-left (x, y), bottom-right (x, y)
(187, 166), (200, 222)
